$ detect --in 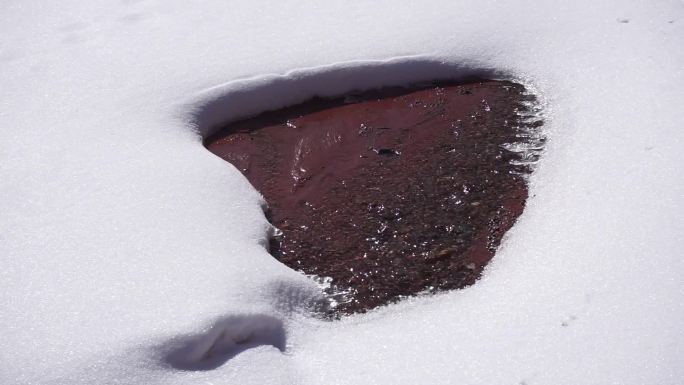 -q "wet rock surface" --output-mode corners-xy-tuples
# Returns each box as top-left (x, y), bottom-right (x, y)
(206, 80), (544, 316)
